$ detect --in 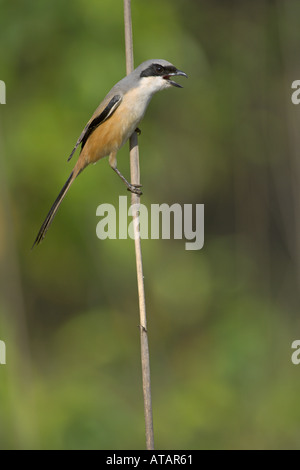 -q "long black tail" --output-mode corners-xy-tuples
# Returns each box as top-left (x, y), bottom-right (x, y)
(32, 171), (75, 248)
